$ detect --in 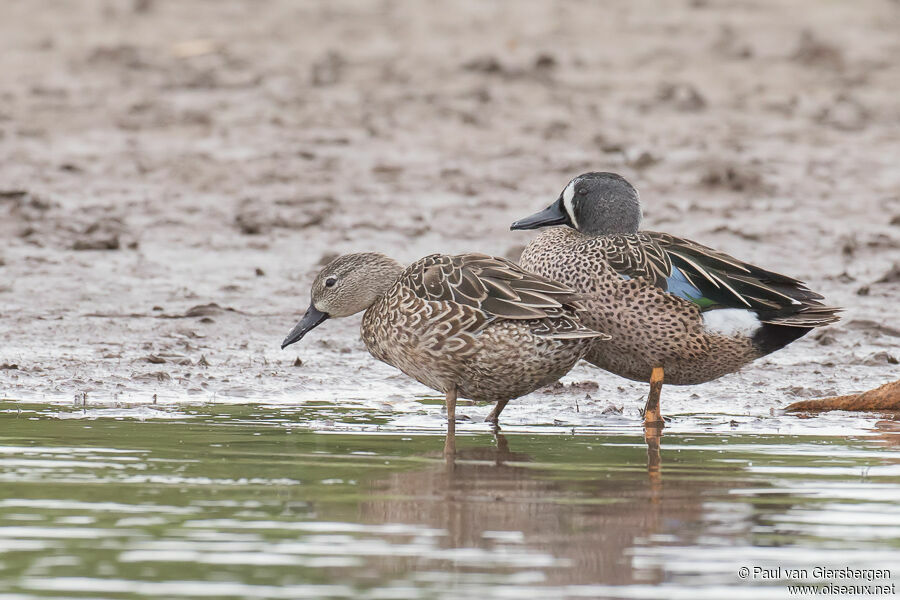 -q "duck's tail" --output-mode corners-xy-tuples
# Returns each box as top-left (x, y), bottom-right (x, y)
(760, 303), (842, 328)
